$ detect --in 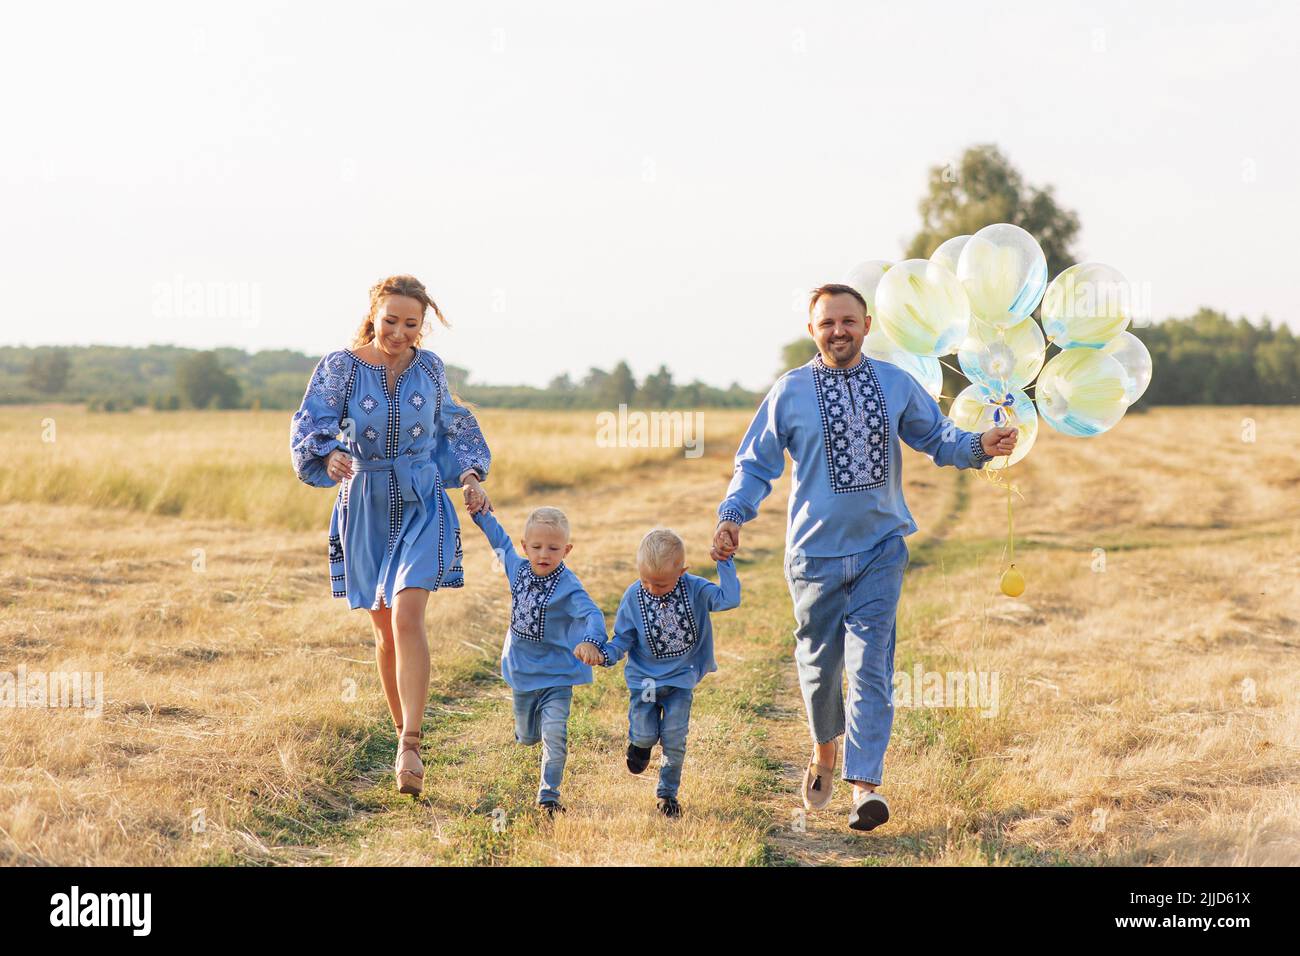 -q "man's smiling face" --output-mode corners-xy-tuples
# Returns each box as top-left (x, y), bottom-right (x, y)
(808, 291), (868, 367)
